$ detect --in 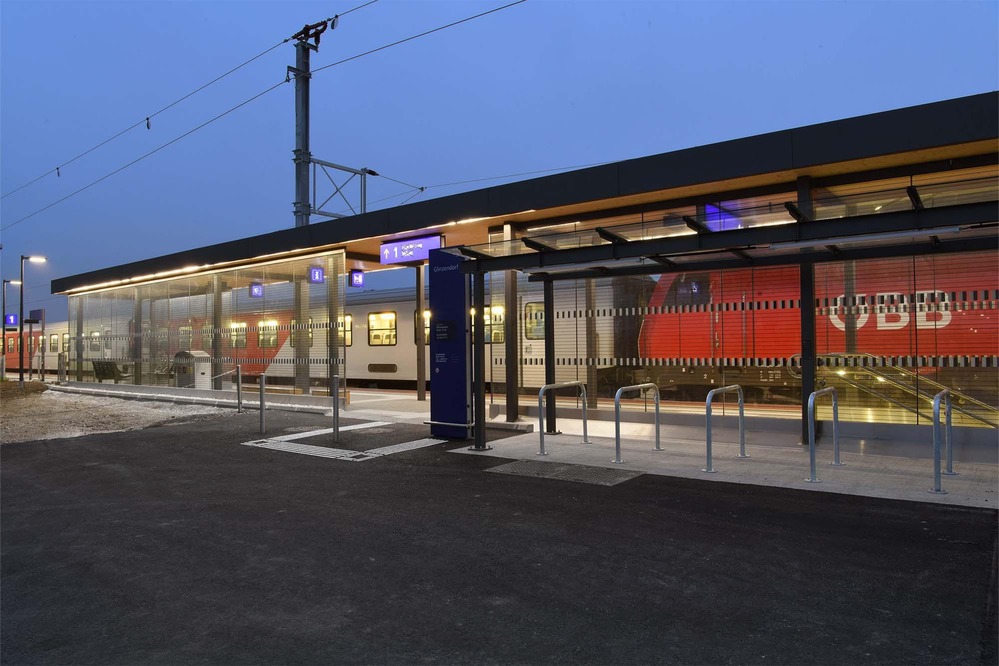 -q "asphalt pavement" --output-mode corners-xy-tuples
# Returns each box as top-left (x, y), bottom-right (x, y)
(2, 408), (996, 665)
